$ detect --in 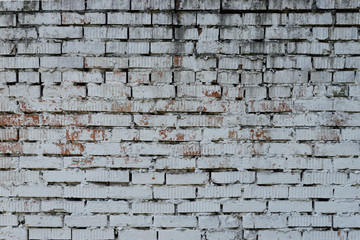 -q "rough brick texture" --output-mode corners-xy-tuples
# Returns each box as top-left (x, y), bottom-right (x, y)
(0, 0), (359, 239)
